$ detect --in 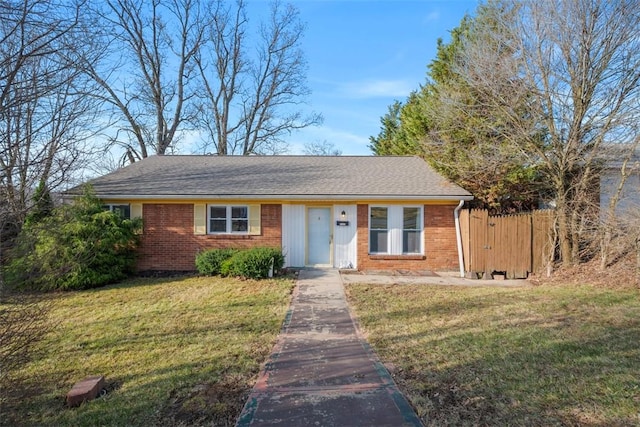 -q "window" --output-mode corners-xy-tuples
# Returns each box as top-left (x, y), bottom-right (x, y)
(369, 206), (423, 255)
(403, 207), (421, 253)
(208, 205), (248, 234)
(104, 204), (130, 219)
(369, 207), (388, 253)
